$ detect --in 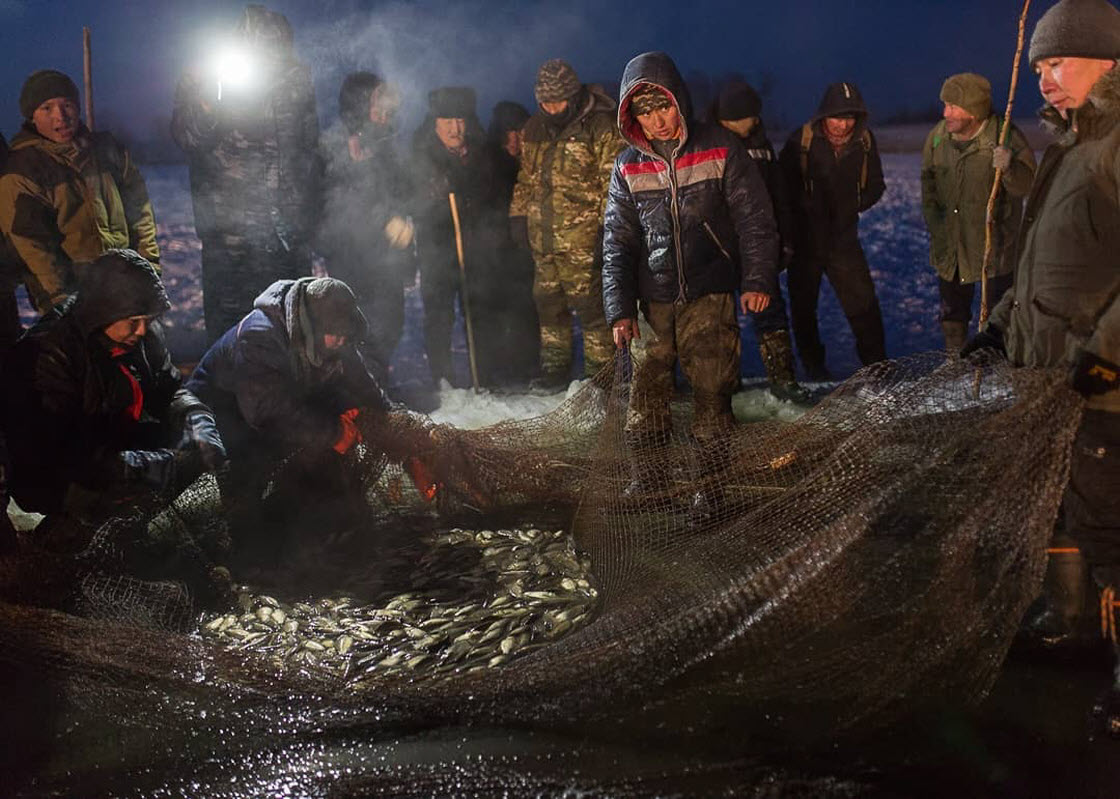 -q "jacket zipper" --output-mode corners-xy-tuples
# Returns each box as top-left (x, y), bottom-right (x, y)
(702, 221), (731, 262)
(667, 151), (687, 304)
